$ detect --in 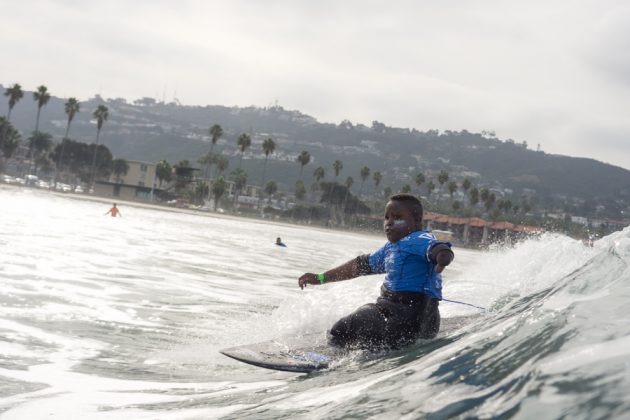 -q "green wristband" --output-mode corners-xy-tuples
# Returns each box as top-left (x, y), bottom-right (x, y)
(317, 273), (325, 284)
